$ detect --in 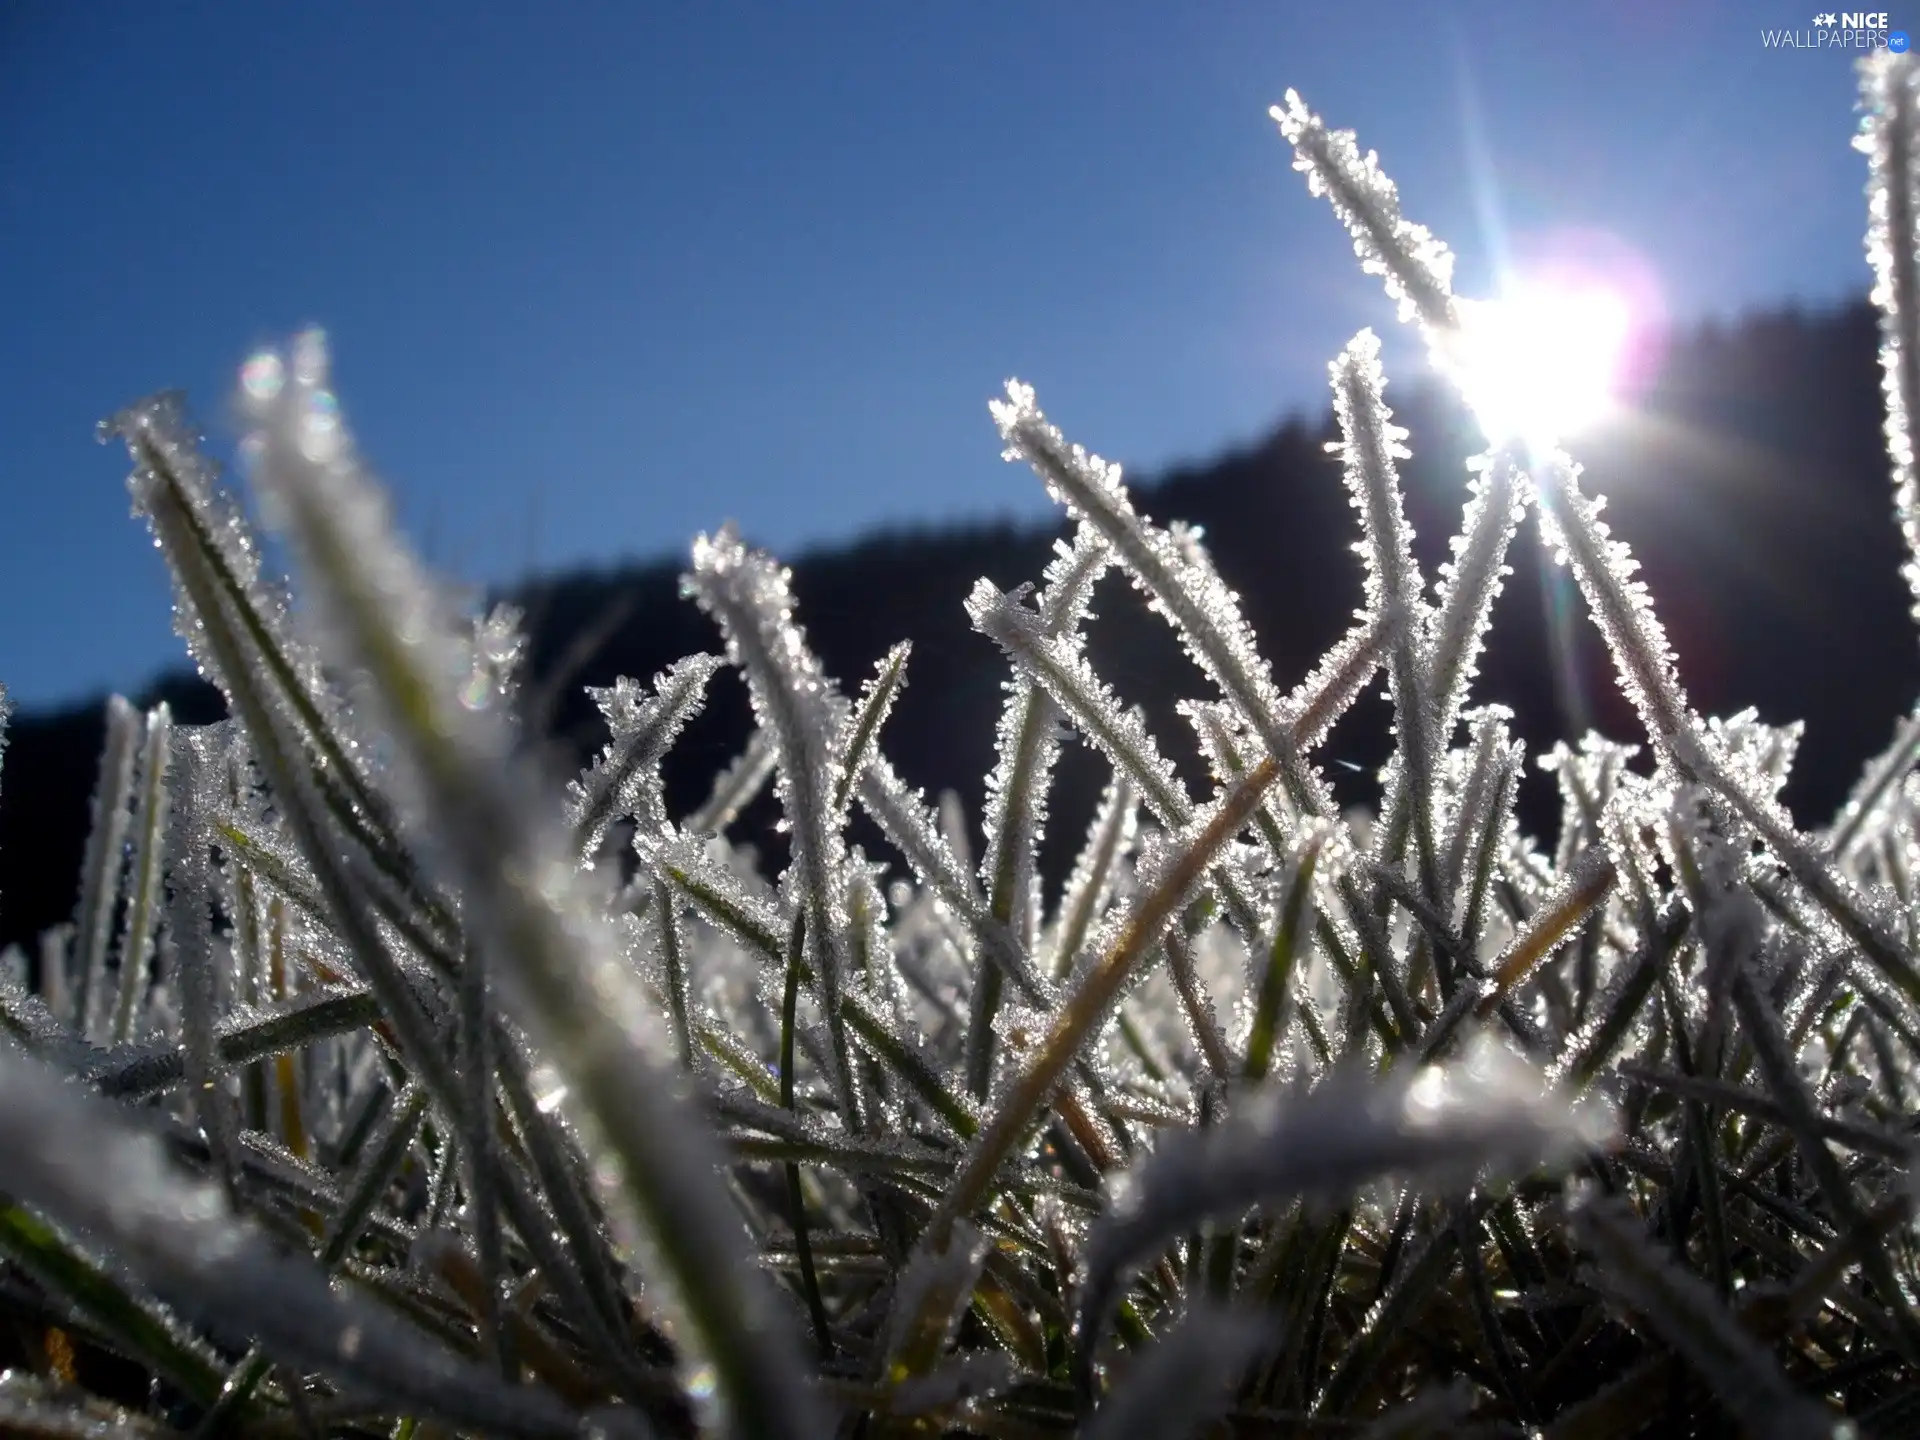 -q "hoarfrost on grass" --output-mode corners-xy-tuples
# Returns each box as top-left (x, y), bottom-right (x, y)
(2, 53), (1919, 1440)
